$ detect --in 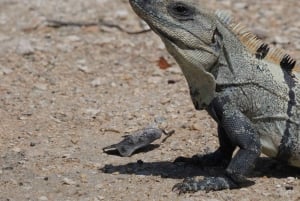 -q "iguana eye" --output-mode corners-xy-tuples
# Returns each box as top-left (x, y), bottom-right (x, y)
(168, 3), (194, 20)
